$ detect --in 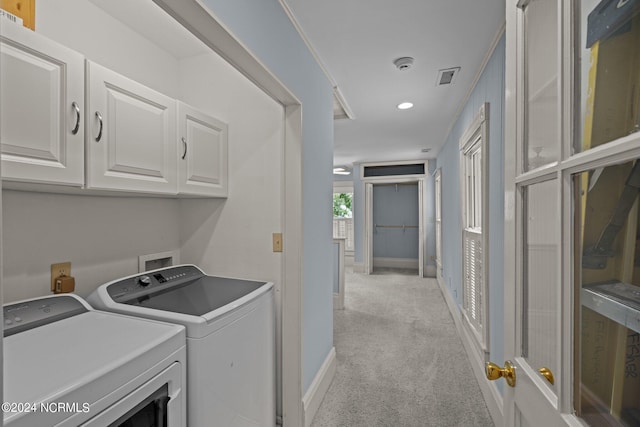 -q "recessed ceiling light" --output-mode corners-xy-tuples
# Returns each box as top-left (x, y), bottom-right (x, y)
(397, 102), (414, 110)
